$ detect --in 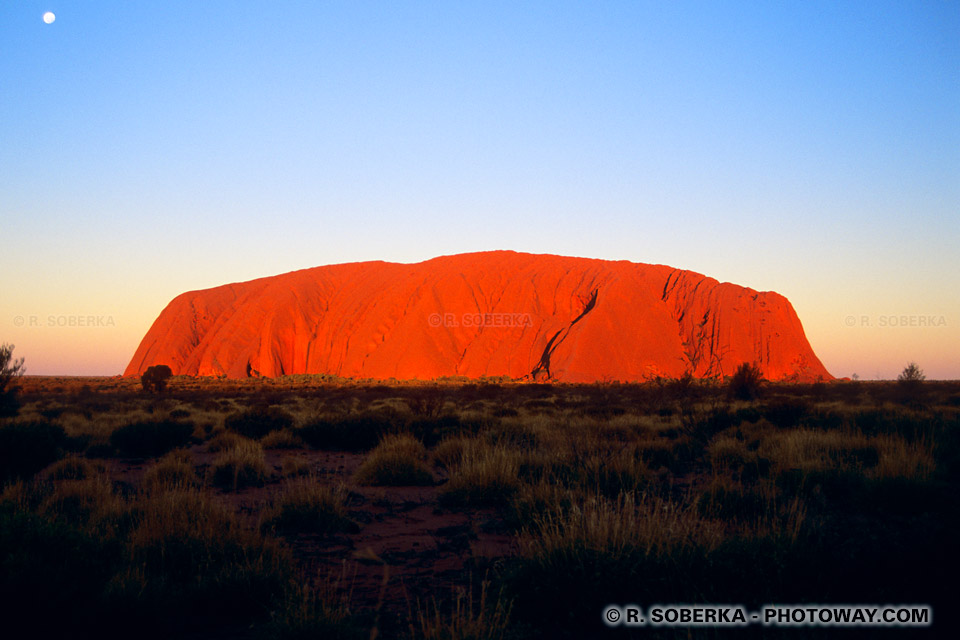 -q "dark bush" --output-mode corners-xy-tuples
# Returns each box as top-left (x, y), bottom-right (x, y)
(762, 398), (810, 428)
(224, 405), (294, 439)
(109, 420), (194, 457)
(141, 364), (173, 394)
(405, 414), (462, 447)
(735, 406), (762, 423)
(0, 342), (25, 418)
(689, 409), (739, 441)
(896, 362), (926, 407)
(298, 411), (399, 452)
(728, 362), (763, 401)
(0, 510), (118, 634)
(0, 420), (65, 481)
